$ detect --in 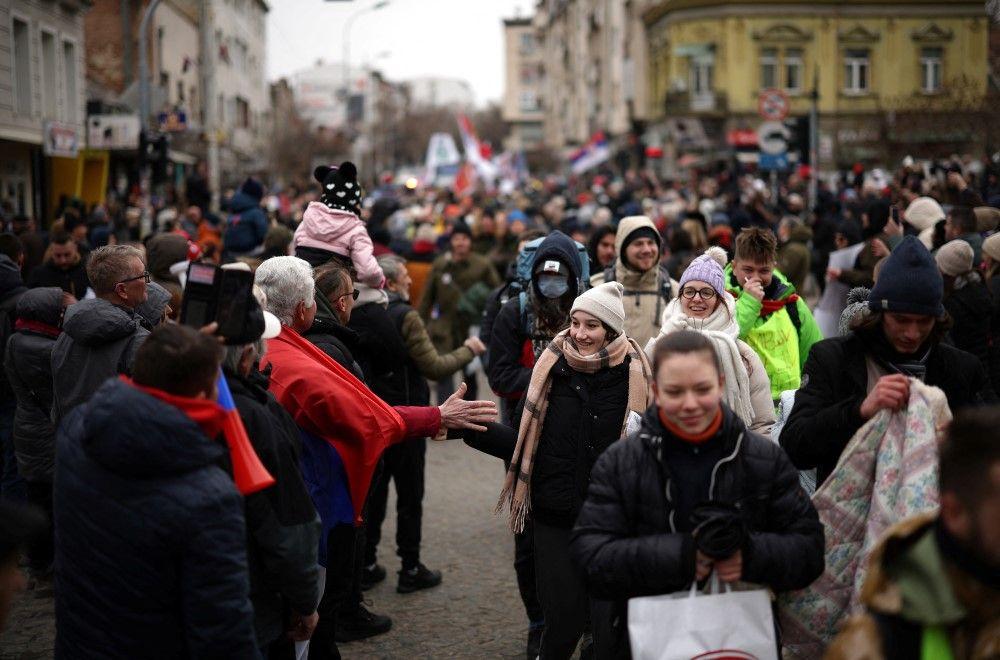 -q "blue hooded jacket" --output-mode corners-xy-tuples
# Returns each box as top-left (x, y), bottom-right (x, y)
(54, 378), (260, 659)
(223, 191), (268, 254)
